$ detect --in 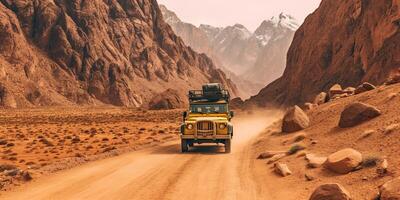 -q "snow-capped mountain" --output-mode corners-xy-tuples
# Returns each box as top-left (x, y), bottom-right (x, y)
(254, 13), (299, 46)
(242, 13), (299, 85)
(160, 5), (299, 97)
